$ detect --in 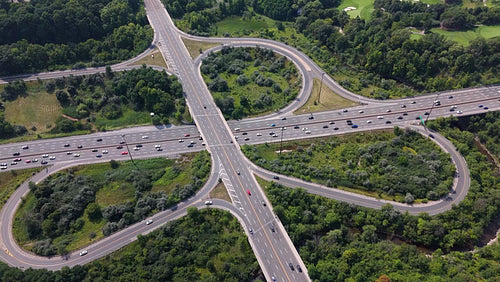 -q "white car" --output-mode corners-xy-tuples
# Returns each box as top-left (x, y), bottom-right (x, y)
(79, 250), (88, 256)
(42, 154), (49, 158)
(142, 136), (148, 139)
(133, 147), (140, 151)
(305, 130), (311, 134)
(456, 110), (463, 114)
(377, 116), (384, 119)
(366, 120), (372, 123)
(102, 150), (108, 154)
(359, 110), (364, 113)
(154, 144), (161, 148)
(205, 200), (213, 205)
(146, 219), (154, 225)
(178, 139), (184, 143)
(73, 154), (80, 157)
(256, 133), (262, 136)
(49, 156), (56, 160)
(234, 127), (240, 131)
